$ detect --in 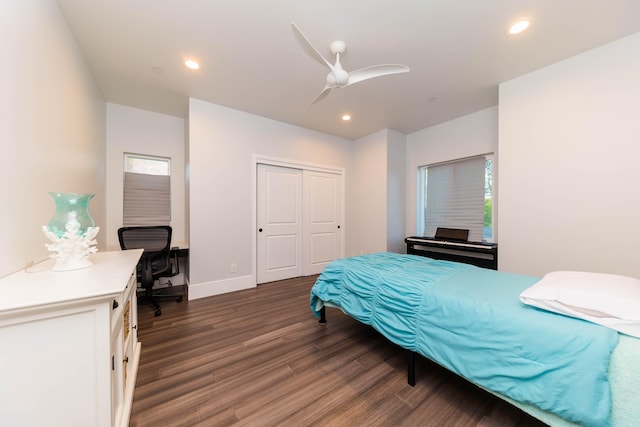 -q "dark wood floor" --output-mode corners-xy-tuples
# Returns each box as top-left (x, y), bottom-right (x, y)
(129, 276), (547, 427)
